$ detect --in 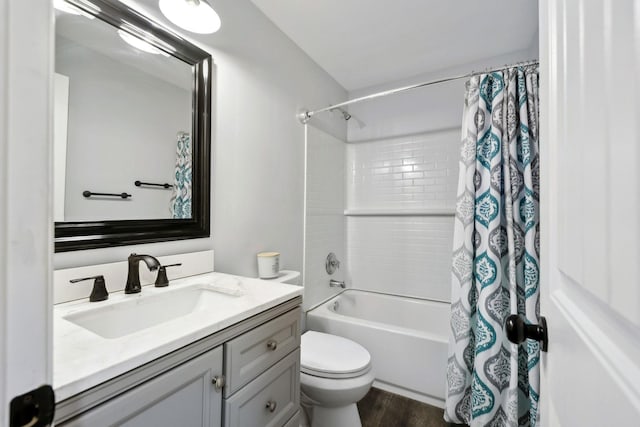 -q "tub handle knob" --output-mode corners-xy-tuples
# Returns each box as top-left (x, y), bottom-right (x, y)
(326, 252), (341, 274)
(266, 400), (277, 413)
(266, 340), (278, 351)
